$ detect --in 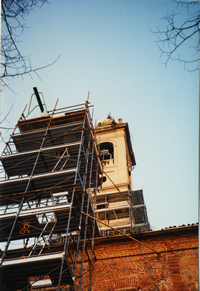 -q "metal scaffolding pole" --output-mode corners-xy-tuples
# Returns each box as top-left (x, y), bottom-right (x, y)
(57, 119), (87, 290)
(71, 130), (91, 289)
(79, 142), (94, 290)
(89, 161), (98, 291)
(58, 102), (93, 290)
